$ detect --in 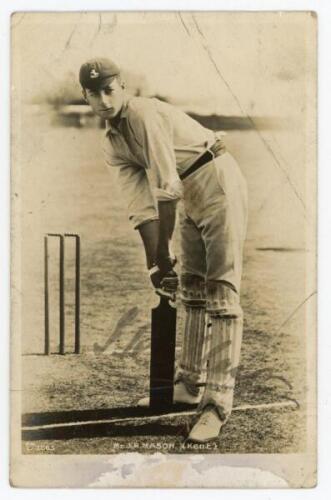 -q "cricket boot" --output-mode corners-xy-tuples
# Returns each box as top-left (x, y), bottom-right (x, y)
(187, 404), (224, 443)
(136, 378), (201, 407)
